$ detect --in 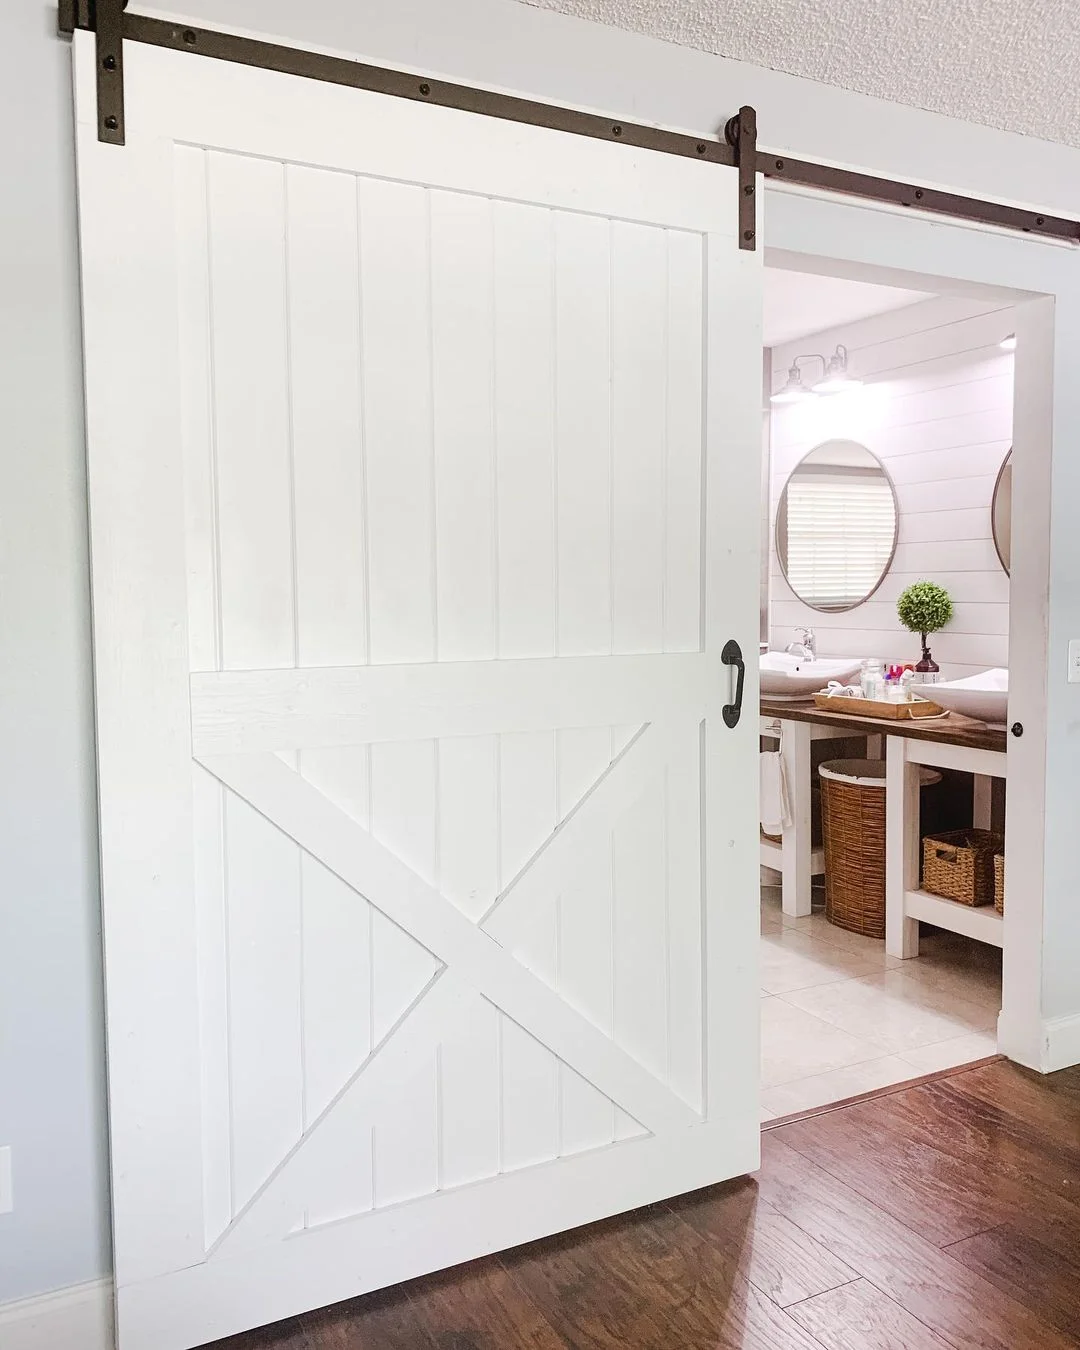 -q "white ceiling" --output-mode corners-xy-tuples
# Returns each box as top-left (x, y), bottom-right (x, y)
(763, 268), (932, 347)
(515, 0), (1080, 148)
